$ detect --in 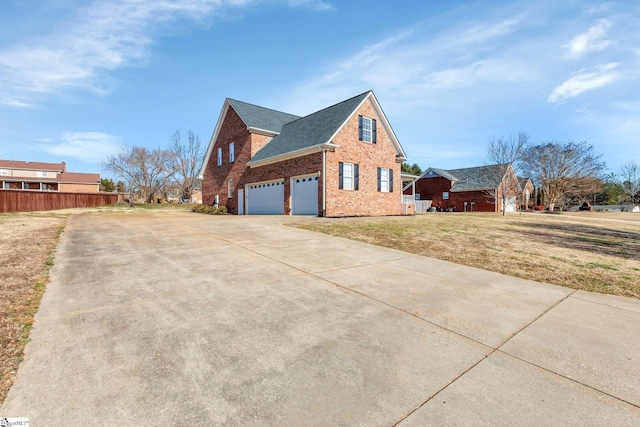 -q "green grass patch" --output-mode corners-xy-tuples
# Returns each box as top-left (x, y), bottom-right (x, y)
(585, 263), (618, 270)
(575, 235), (621, 246)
